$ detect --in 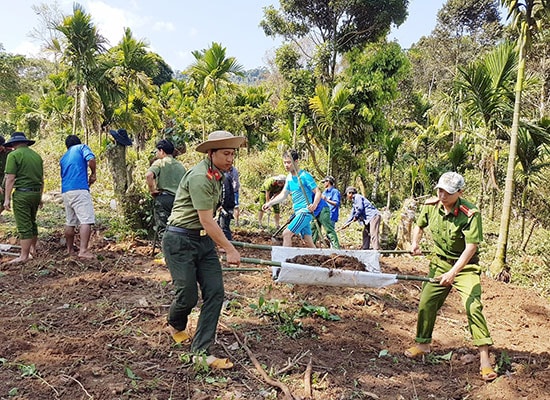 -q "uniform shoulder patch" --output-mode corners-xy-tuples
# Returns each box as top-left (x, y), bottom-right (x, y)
(424, 197), (439, 205)
(459, 204), (477, 217)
